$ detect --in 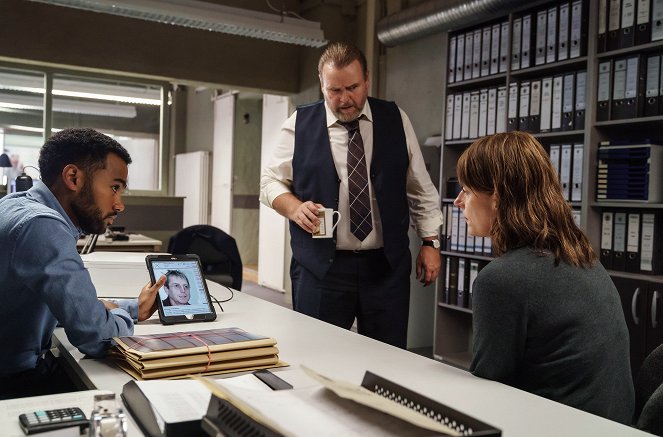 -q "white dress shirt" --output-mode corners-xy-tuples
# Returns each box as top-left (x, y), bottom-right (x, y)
(260, 100), (443, 251)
